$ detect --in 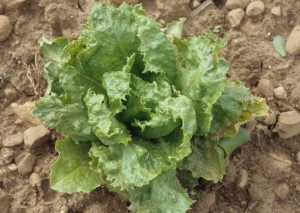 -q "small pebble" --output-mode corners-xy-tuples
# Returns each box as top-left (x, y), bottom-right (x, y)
(191, 0), (200, 9)
(257, 78), (273, 101)
(7, 163), (18, 171)
(240, 0), (251, 9)
(60, 205), (69, 213)
(225, 0), (243, 10)
(286, 25), (300, 56)
(227, 8), (245, 28)
(110, 0), (139, 5)
(273, 183), (289, 200)
(24, 125), (51, 149)
(1, 132), (23, 147)
(296, 151), (300, 163)
(207, 191), (216, 208)
(247, 201), (258, 210)
(29, 173), (41, 187)
(236, 169), (248, 189)
(0, 15), (12, 42)
(264, 113), (276, 126)
(33, 165), (42, 173)
(271, 6), (281, 16)
(246, 1), (265, 18)
(17, 153), (36, 175)
(4, 88), (17, 103)
(273, 86), (287, 100)
(0, 189), (10, 213)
